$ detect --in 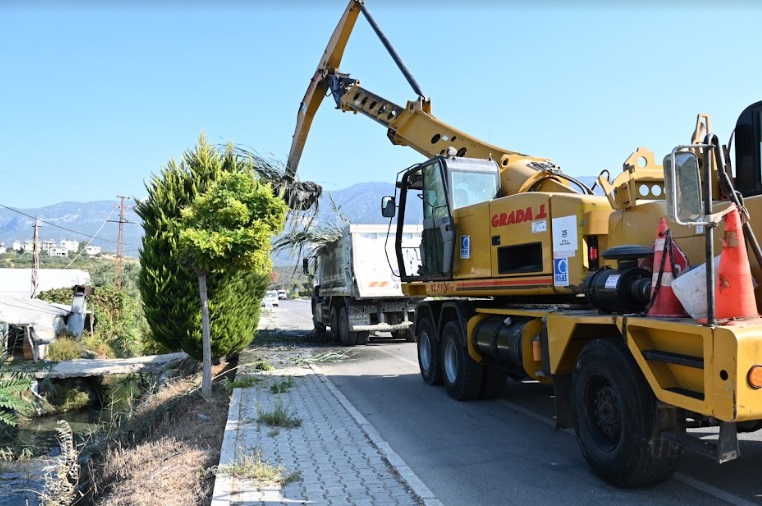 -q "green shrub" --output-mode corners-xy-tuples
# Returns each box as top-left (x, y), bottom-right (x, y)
(81, 334), (116, 359)
(47, 337), (84, 361)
